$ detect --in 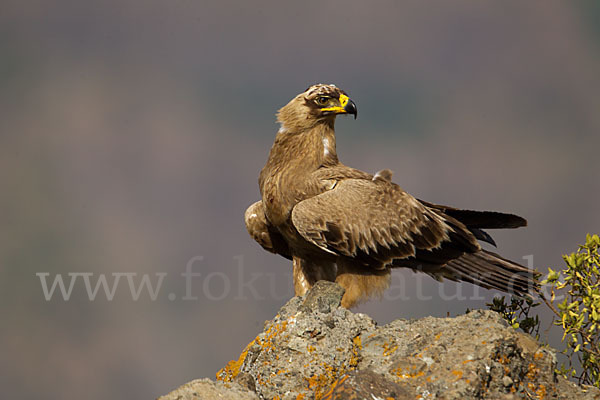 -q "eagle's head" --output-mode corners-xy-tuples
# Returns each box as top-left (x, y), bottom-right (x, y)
(277, 84), (357, 132)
